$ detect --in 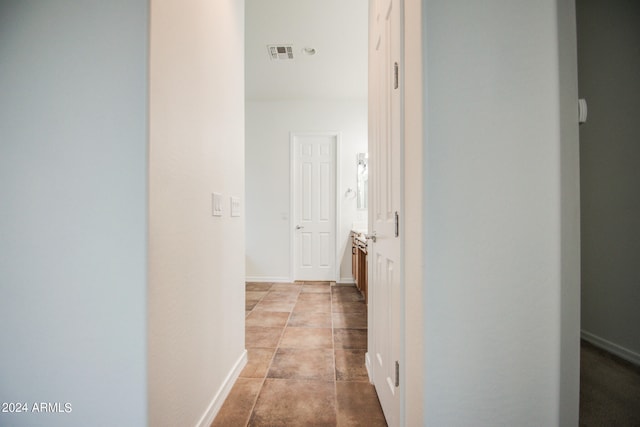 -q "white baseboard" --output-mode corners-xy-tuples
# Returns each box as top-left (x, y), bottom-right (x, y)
(581, 330), (640, 366)
(196, 349), (248, 427)
(246, 276), (357, 284)
(365, 351), (373, 383)
(245, 276), (292, 283)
